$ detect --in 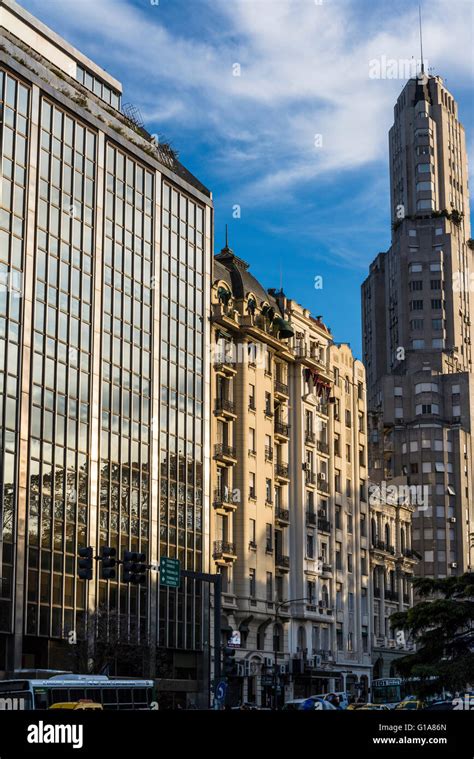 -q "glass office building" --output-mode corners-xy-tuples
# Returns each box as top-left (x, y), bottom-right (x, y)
(0, 0), (212, 706)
